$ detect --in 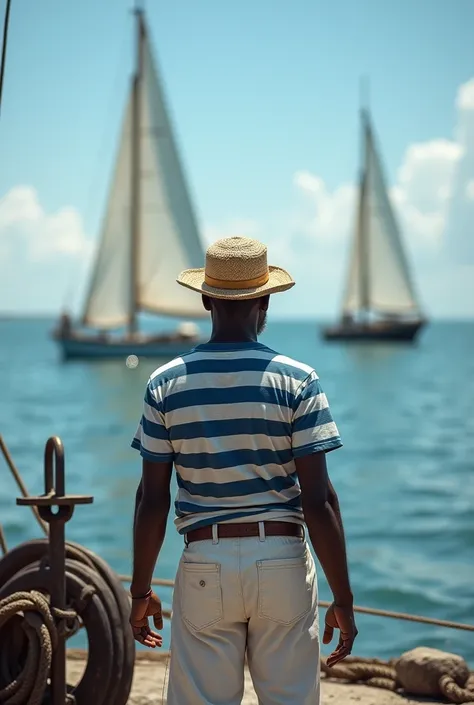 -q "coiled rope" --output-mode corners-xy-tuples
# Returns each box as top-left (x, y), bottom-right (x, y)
(0, 540), (135, 705)
(440, 674), (474, 705)
(0, 590), (68, 705)
(321, 656), (474, 703)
